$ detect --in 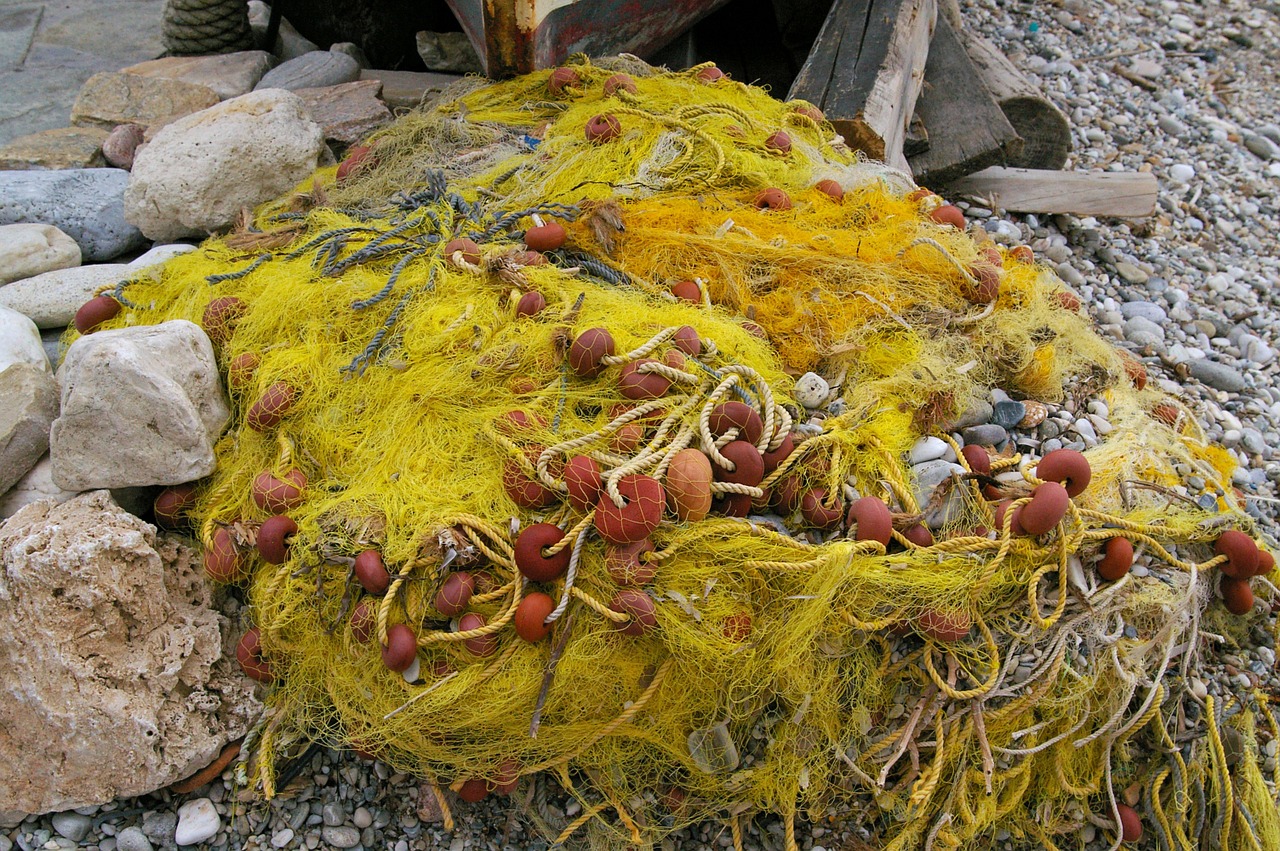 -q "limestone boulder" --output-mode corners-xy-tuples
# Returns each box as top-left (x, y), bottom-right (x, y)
(124, 90), (325, 242)
(51, 320), (229, 490)
(70, 72), (220, 133)
(0, 169), (145, 262)
(0, 264), (132, 329)
(0, 224), (81, 285)
(0, 455), (151, 521)
(0, 491), (261, 815)
(0, 364), (59, 495)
